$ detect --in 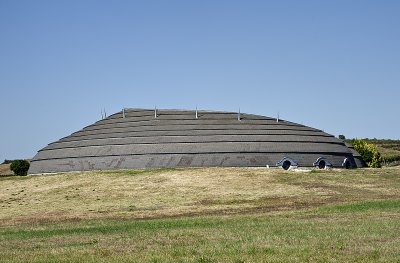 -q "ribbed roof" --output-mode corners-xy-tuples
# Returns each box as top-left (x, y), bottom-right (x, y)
(29, 108), (361, 174)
